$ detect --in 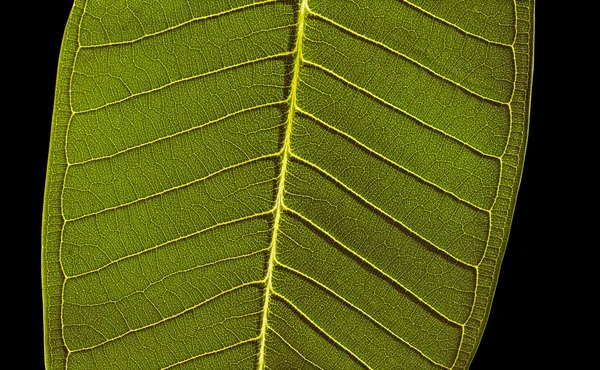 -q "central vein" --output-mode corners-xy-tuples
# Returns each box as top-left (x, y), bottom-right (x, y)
(257, 0), (308, 368)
